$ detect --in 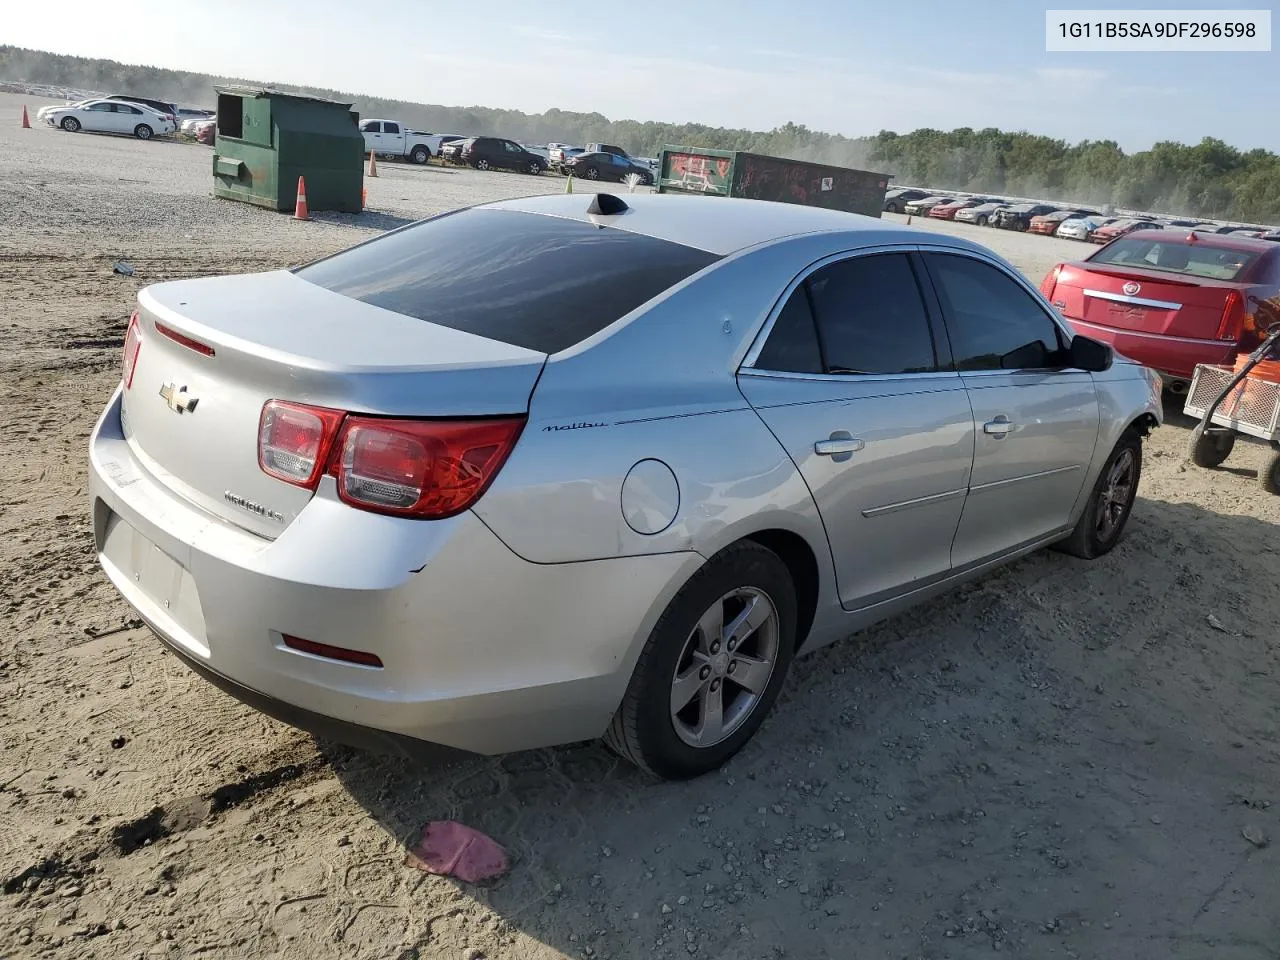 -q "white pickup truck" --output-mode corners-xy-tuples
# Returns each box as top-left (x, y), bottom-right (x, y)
(359, 119), (443, 164)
